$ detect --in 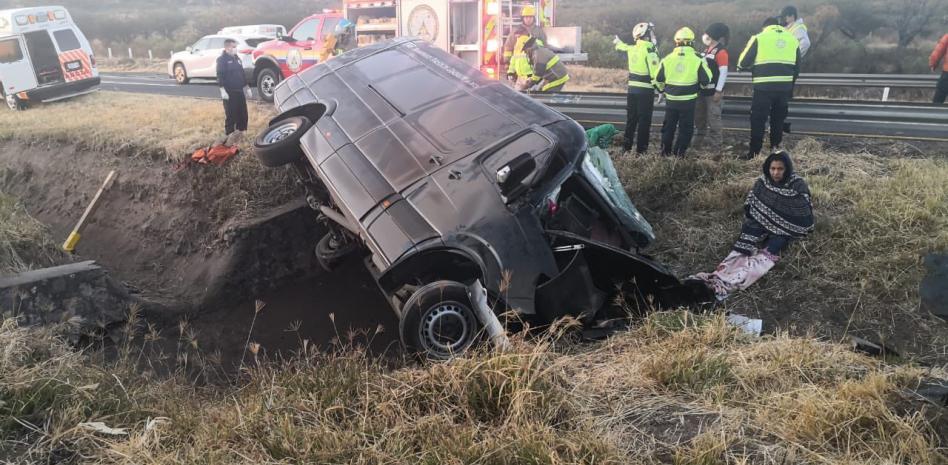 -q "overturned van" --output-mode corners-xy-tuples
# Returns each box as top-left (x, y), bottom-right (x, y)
(255, 38), (708, 359)
(0, 6), (99, 110)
